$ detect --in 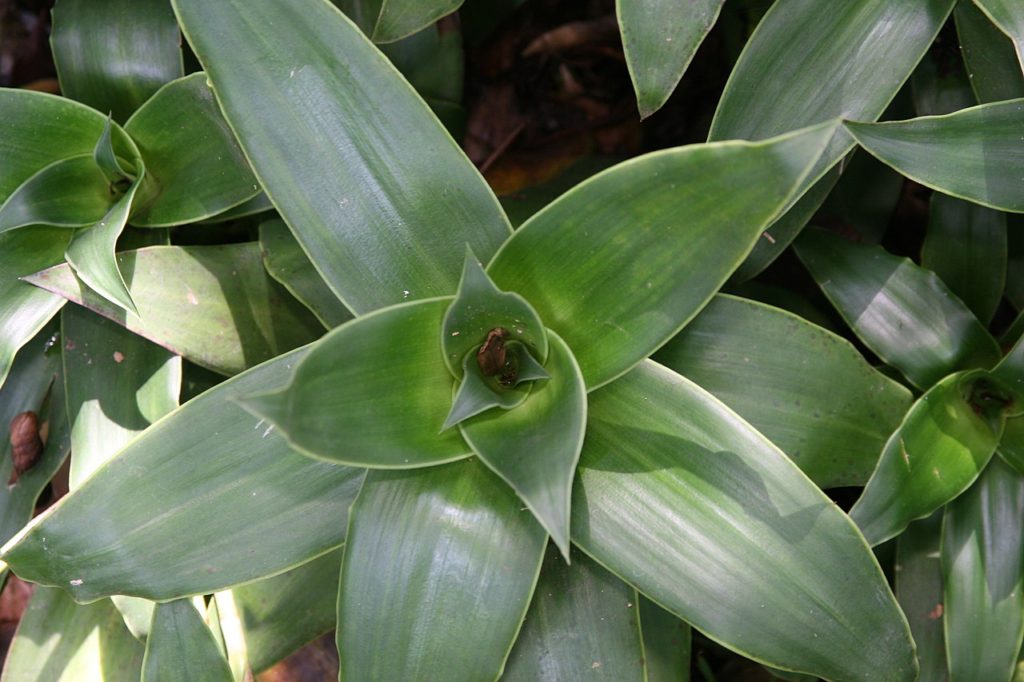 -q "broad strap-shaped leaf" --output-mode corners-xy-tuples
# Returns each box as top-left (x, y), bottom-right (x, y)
(201, 193), (274, 224)
(459, 330), (586, 560)
(895, 513), (948, 682)
(639, 596), (691, 682)
(172, 0), (511, 314)
(62, 306), (181, 489)
(922, 193), (1007, 324)
(239, 298), (472, 467)
(235, 549), (342, 673)
(942, 457), (1024, 682)
(337, 460), (547, 681)
(208, 591), (250, 682)
(795, 228), (1001, 389)
(973, 0), (1024, 71)
(258, 219), (353, 329)
(502, 545), (644, 681)
(0, 228), (70, 389)
(910, 37), (976, 117)
(994, 325), (1024, 404)
(0, 347), (365, 602)
(616, 0), (725, 118)
(25, 244), (324, 376)
(143, 599), (233, 682)
(846, 99), (1024, 213)
(850, 371), (1002, 546)
(0, 586), (144, 681)
(125, 73), (261, 227)
(956, 1), (1024, 103)
(488, 122), (837, 390)
(50, 0), (183, 123)
(571, 360), (917, 681)
(339, 0), (465, 43)
(708, 0), (954, 277)
(1000, 417), (1024, 477)
(817, 147), (903, 245)
(0, 155), (115, 235)
(655, 295), (912, 488)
